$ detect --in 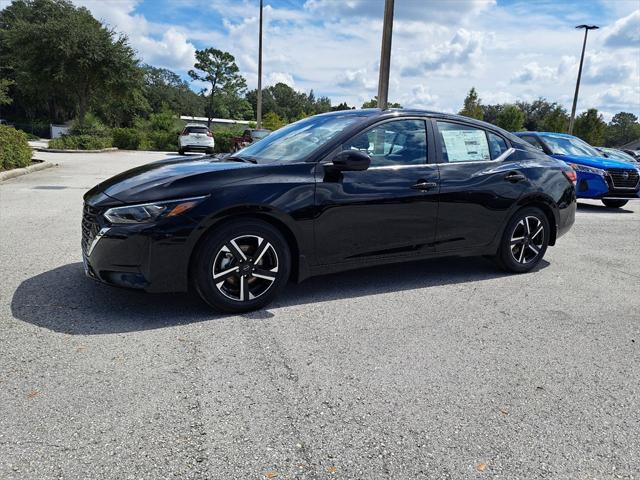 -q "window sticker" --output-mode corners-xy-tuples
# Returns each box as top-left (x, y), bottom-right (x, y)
(441, 129), (490, 162)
